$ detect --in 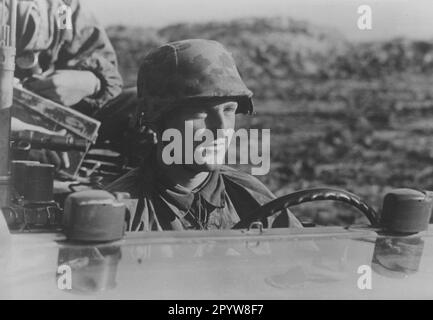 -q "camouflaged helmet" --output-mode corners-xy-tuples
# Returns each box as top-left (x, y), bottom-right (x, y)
(137, 39), (254, 120)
